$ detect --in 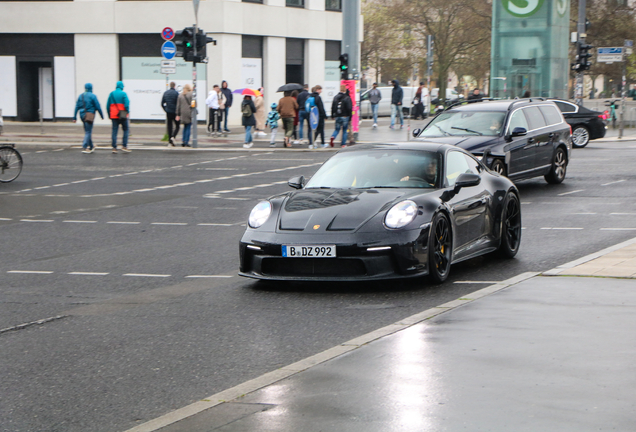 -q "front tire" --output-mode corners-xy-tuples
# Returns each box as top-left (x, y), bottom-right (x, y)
(490, 158), (507, 176)
(544, 147), (567, 184)
(571, 125), (590, 148)
(499, 192), (522, 258)
(428, 213), (452, 283)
